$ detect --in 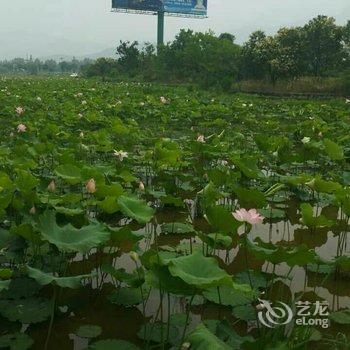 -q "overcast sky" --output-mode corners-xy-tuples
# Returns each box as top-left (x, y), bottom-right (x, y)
(1, 0), (349, 59)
